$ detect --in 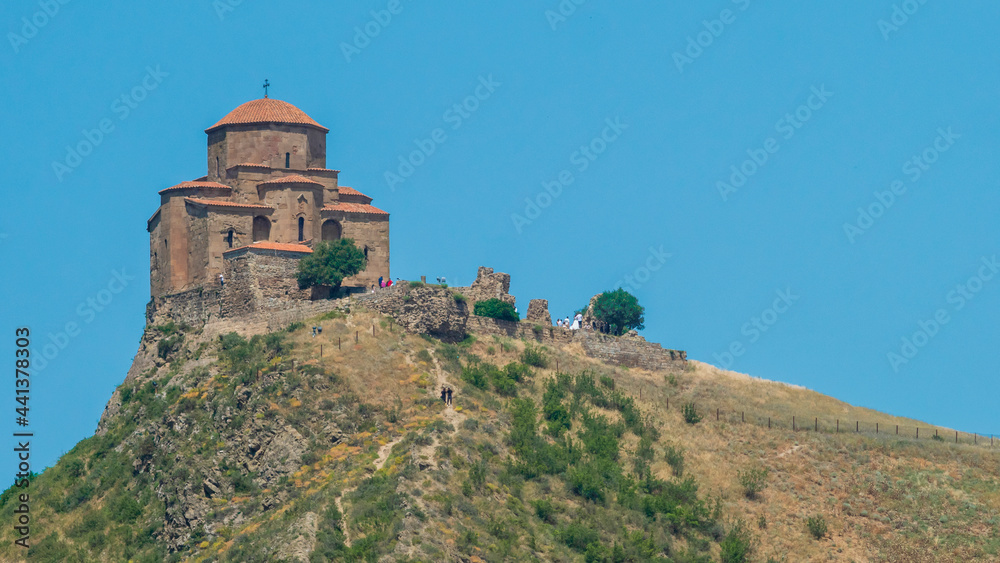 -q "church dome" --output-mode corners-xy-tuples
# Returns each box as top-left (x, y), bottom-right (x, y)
(205, 98), (329, 133)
